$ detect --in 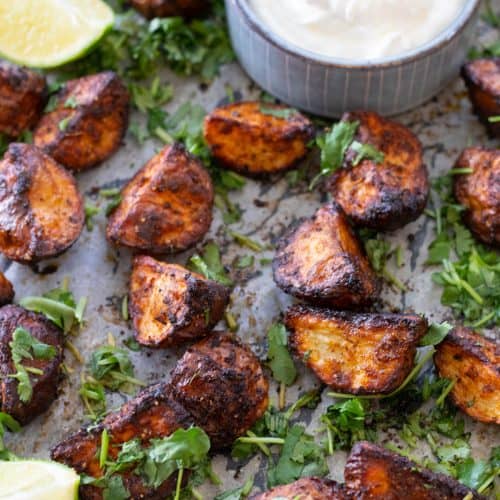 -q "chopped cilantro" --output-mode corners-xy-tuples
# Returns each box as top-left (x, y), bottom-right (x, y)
(58, 116), (72, 132)
(266, 324), (297, 388)
(123, 337), (141, 352)
(64, 96), (78, 109)
(20, 281), (87, 333)
(0, 412), (20, 460)
(84, 202), (100, 231)
(188, 242), (233, 286)
(9, 326), (57, 403)
(259, 106), (298, 119)
(214, 476), (254, 500)
(229, 231), (265, 252)
(235, 255), (254, 269)
(419, 322), (453, 347)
